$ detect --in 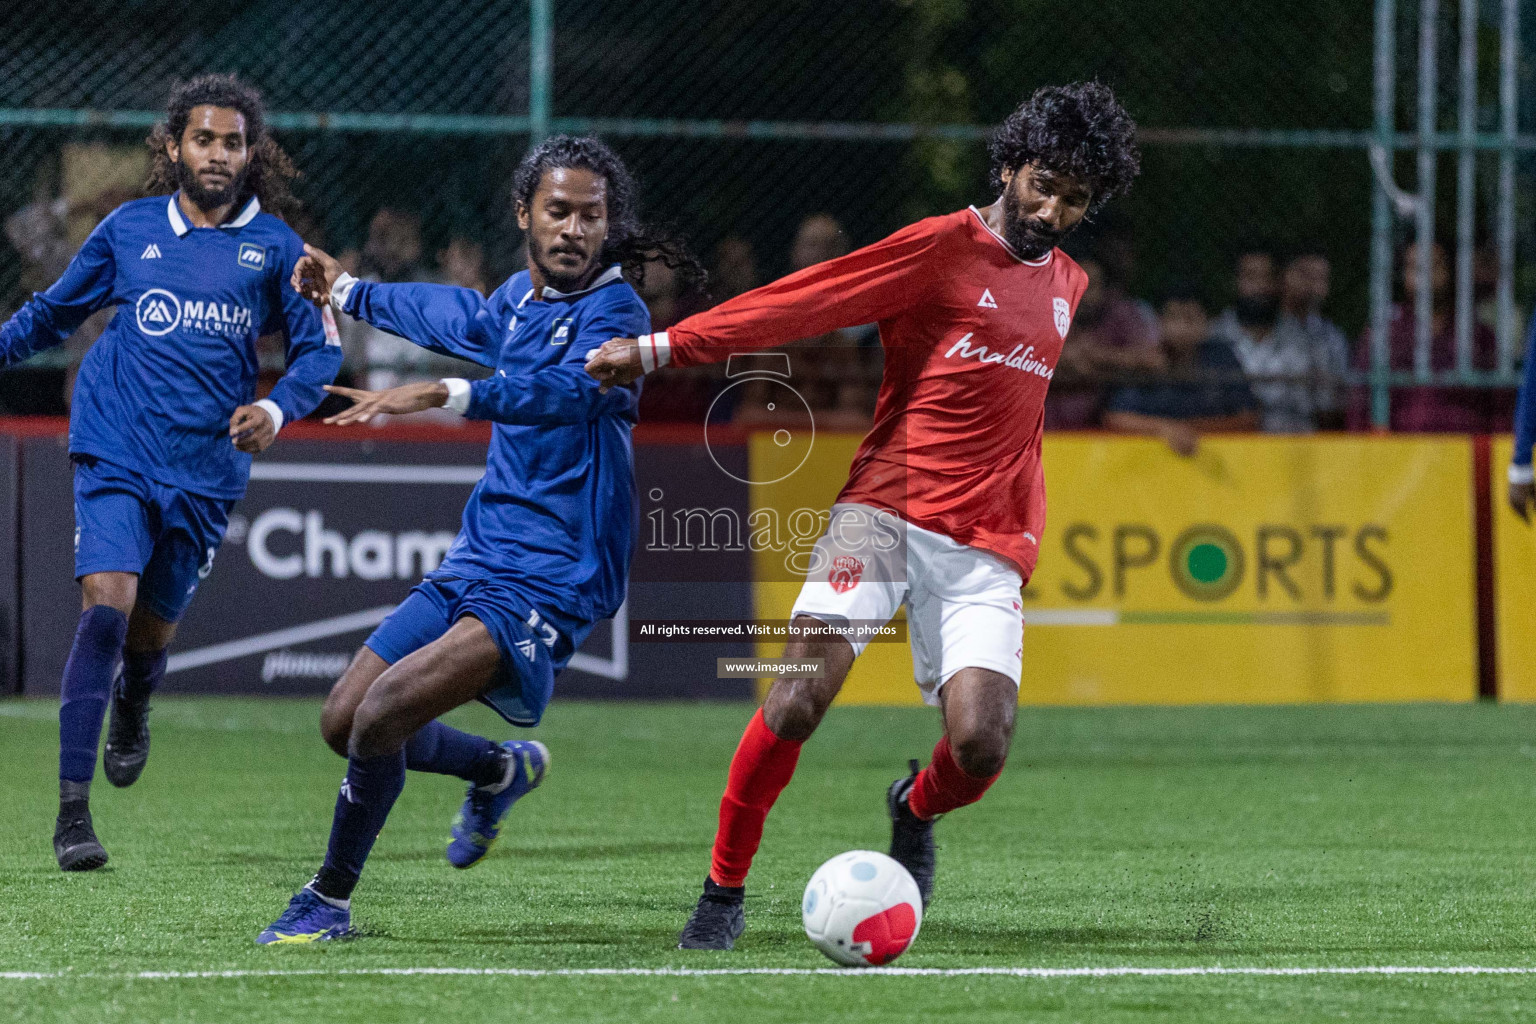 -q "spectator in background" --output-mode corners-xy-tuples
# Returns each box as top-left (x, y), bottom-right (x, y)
(1045, 255), (1163, 428)
(1224, 248), (1350, 432)
(637, 256), (681, 331)
(790, 213), (850, 271)
(1474, 244), (1528, 345)
(1212, 246), (1279, 353)
(437, 235), (489, 296)
(711, 235), (760, 302)
(337, 207), (488, 424)
(1103, 287), (1259, 456)
(1349, 240), (1512, 432)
